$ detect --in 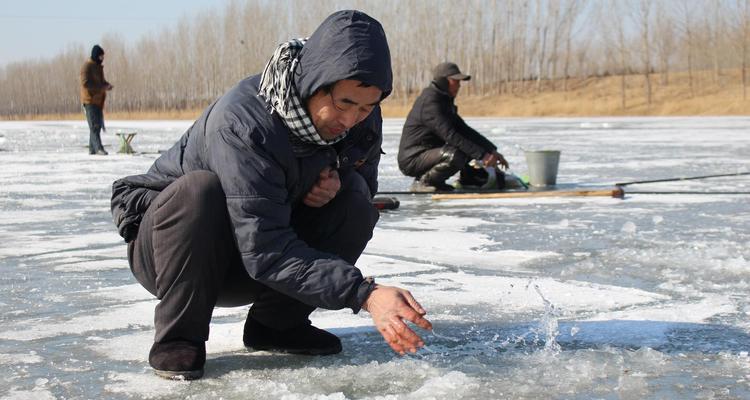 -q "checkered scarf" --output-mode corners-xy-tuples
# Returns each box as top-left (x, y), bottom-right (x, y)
(258, 38), (346, 146)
